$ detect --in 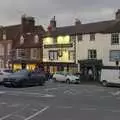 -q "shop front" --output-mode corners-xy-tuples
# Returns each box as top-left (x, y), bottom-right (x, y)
(78, 59), (102, 82)
(43, 62), (77, 73)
